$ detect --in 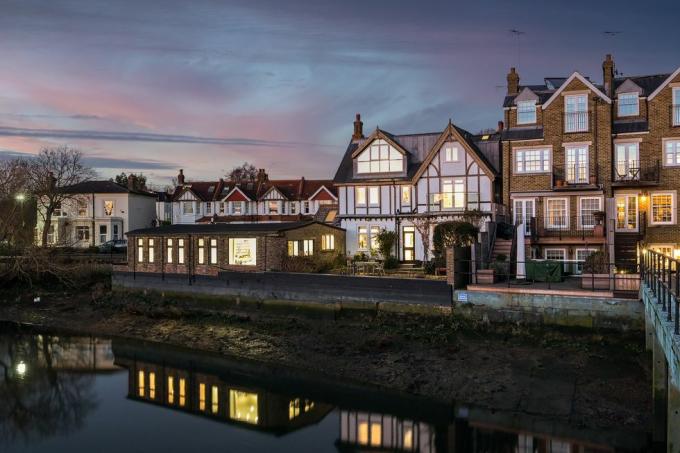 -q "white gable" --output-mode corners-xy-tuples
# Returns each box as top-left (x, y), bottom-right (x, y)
(262, 187), (286, 200)
(354, 139), (405, 175)
(616, 79), (643, 96)
(514, 87), (539, 104)
(178, 190), (197, 201)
